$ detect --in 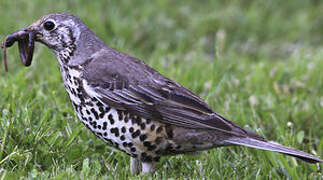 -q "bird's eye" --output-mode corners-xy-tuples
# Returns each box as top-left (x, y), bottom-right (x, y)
(44, 21), (55, 31)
